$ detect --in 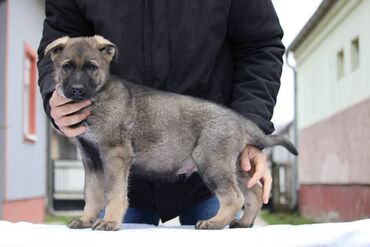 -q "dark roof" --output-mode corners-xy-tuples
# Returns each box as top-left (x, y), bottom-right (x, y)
(287, 0), (337, 53)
